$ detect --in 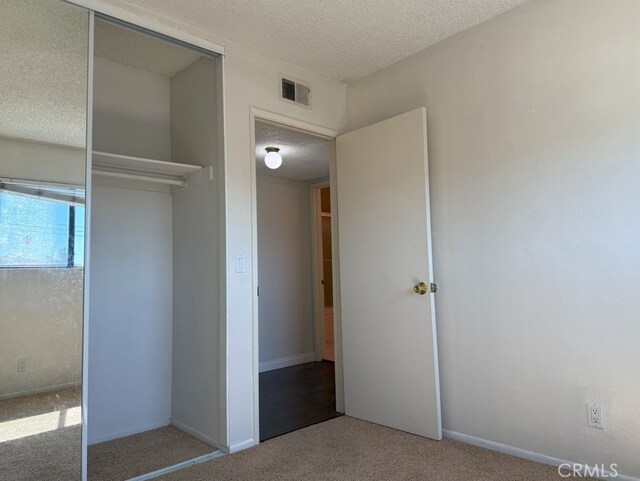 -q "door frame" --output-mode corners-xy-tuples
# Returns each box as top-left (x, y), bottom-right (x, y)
(310, 180), (330, 362)
(249, 107), (345, 445)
